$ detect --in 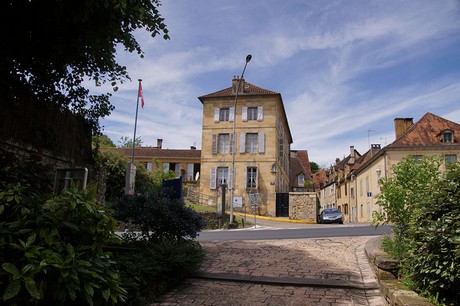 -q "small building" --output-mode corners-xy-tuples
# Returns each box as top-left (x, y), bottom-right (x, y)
(198, 77), (293, 216)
